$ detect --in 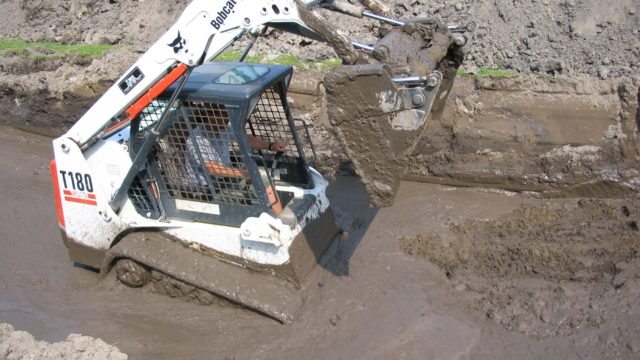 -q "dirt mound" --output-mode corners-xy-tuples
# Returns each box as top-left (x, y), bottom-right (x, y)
(0, 0), (638, 82)
(1, 3), (636, 98)
(401, 197), (640, 349)
(0, 323), (128, 360)
(430, 0), (640, 79)
(3, 0), (189, 48)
